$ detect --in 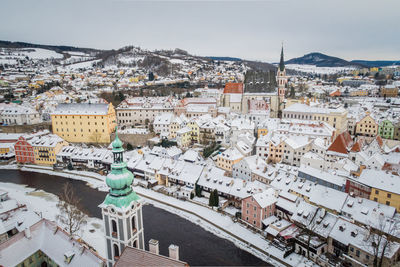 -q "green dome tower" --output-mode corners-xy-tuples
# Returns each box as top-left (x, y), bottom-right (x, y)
(99, 129), (145, 267)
